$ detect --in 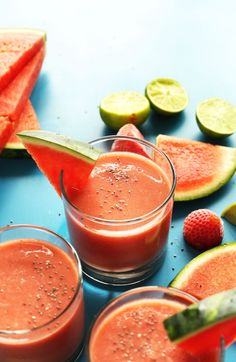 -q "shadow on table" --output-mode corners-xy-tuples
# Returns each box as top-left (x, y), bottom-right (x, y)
(172, 180), (235, 221)
(30, 73), (50, 119)
(0, 158), (37, 177)
(100, 109), (187, 140)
